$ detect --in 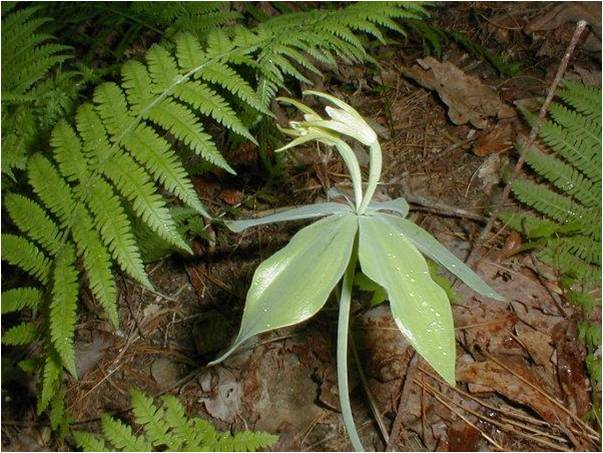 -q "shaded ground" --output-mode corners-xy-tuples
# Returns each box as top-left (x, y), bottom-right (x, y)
(2, 2), (601, 451)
